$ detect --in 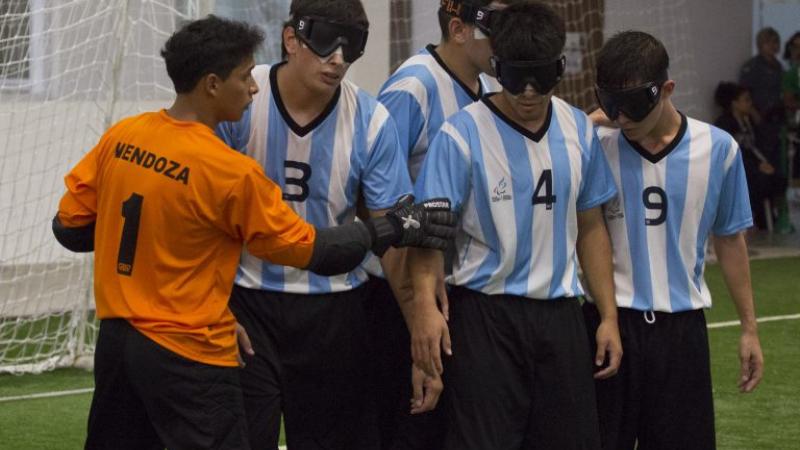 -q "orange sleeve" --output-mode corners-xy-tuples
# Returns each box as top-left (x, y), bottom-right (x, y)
(225, 165), (316, 268)
(57, 145), (101, 227)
